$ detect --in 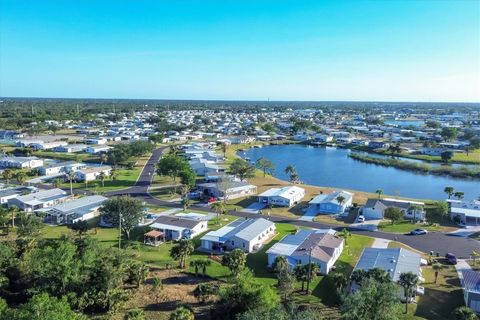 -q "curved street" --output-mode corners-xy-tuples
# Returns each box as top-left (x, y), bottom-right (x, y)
(107, 147), (480, 258)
